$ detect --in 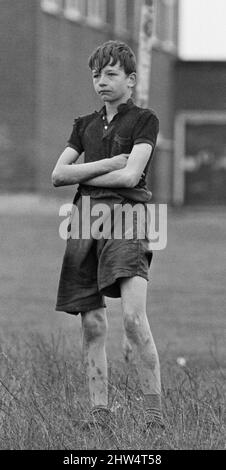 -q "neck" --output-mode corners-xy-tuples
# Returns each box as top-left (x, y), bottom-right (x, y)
(105, 94), (132, 120)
